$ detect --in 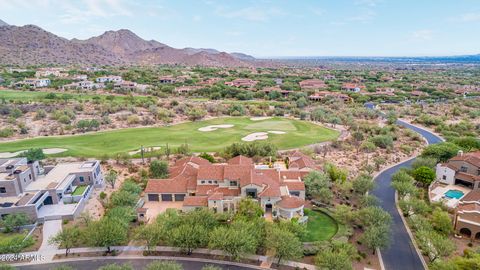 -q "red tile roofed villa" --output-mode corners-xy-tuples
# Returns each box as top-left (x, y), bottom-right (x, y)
(143, 155), (313, 221)
(299, 79), (327, 90)
(435, 151), (480, 239)
(341, 83), (366, 93)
